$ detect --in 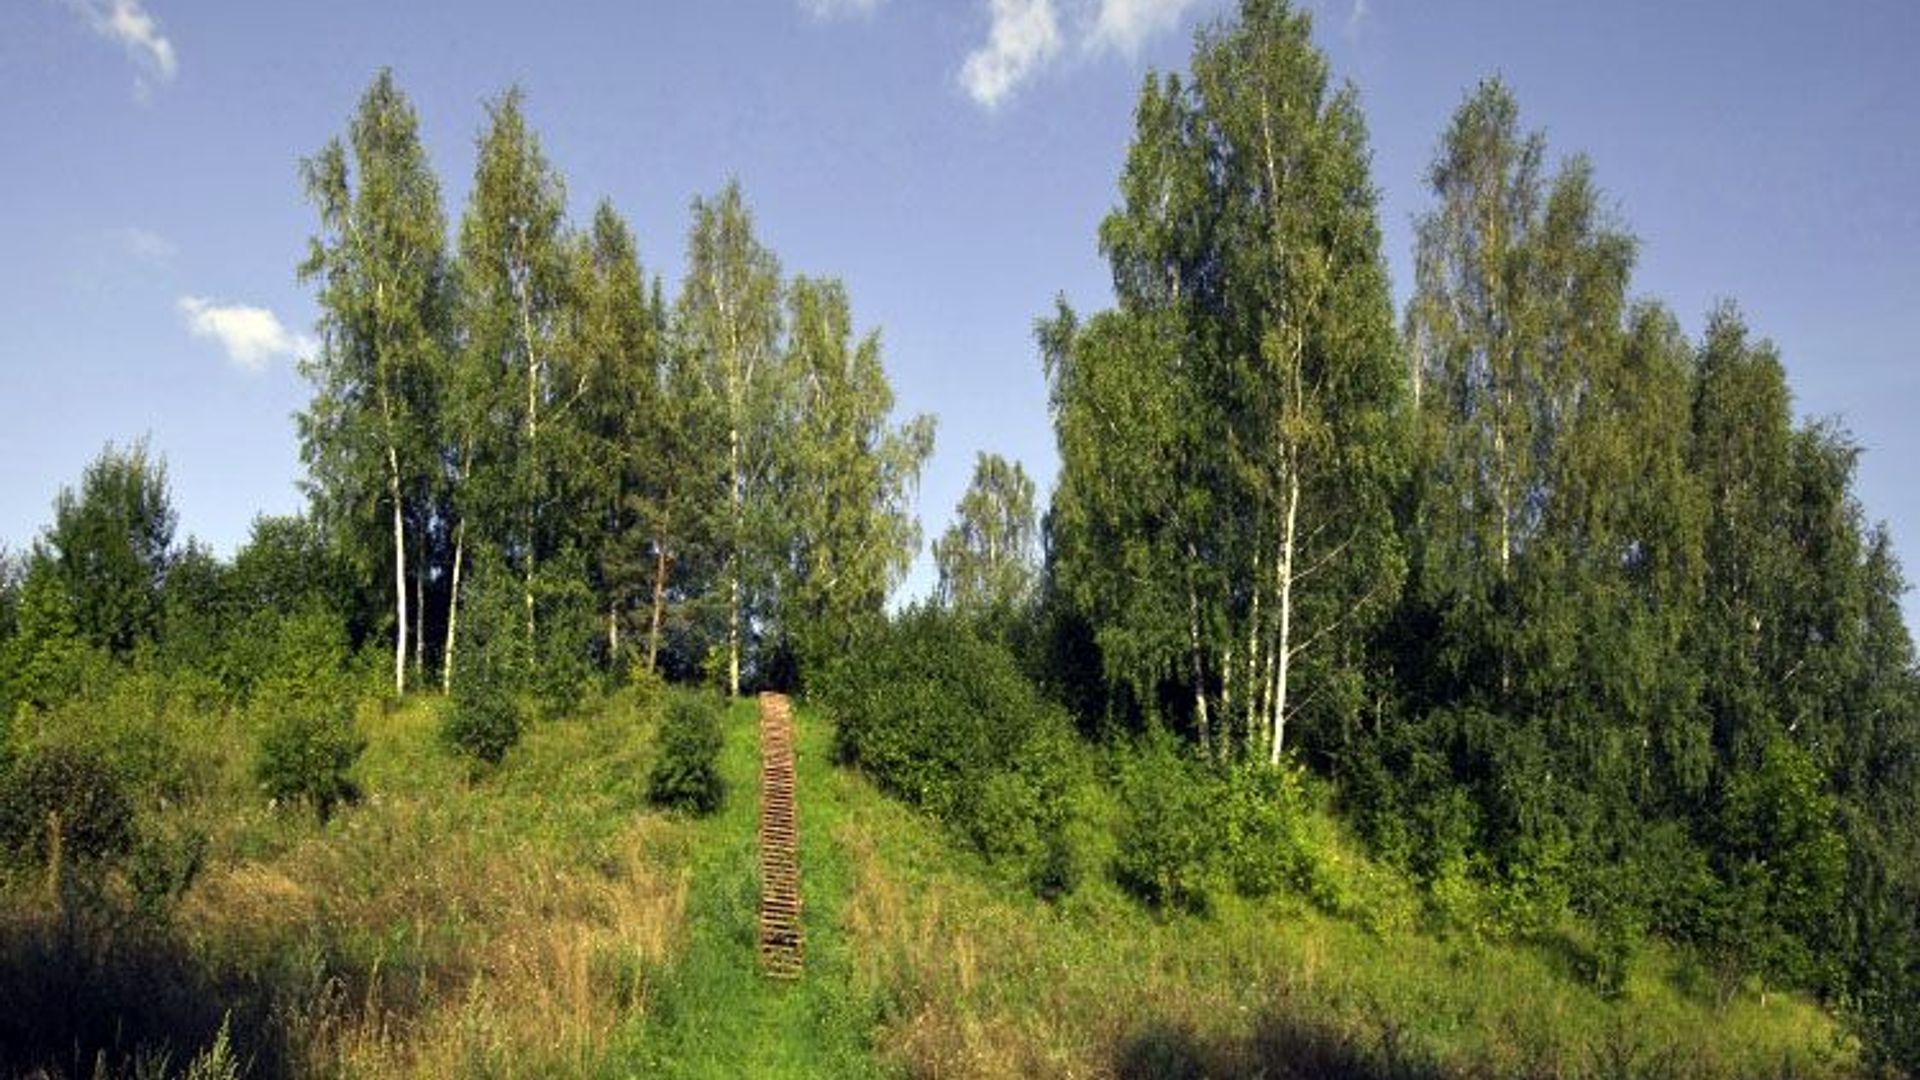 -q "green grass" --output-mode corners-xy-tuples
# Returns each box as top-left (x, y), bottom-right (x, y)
(617, 698), (887, 1078)
(818, 719), (1858, 1080)
(1, 685), (1864, 1077)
